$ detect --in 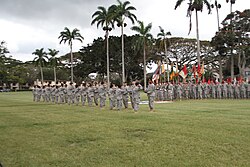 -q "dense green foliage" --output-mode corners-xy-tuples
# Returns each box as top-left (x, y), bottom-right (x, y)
(0, 92), (249, 166)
